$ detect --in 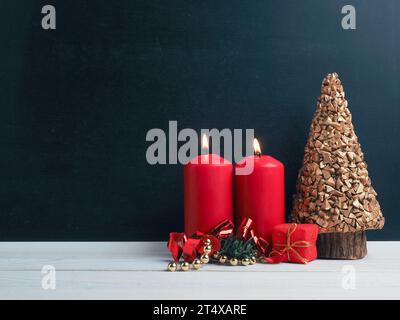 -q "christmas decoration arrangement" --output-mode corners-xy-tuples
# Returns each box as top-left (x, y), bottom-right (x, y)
(166, 72), (385, 271)
(166, 219), (321, 270)
(292, 72), (384, 259)
(167, 218), (270, 271)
